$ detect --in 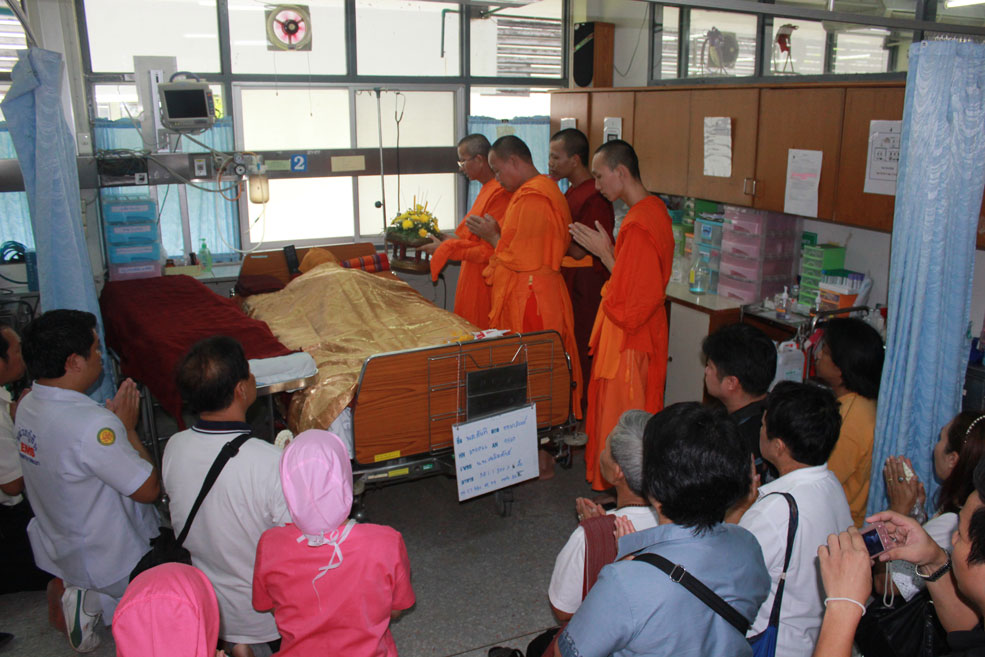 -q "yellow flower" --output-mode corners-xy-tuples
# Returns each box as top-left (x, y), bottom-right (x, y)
(402, 219), (413, 229)
(418, 228), (428, 237)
